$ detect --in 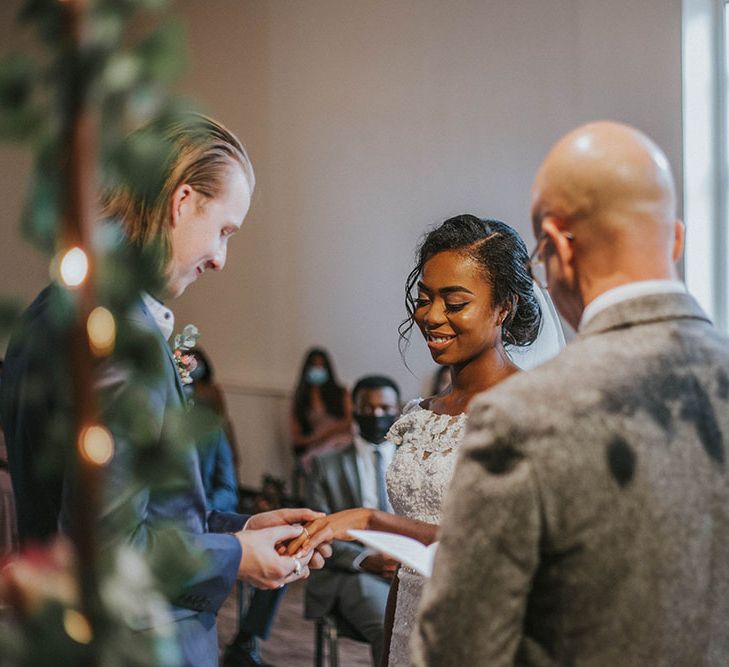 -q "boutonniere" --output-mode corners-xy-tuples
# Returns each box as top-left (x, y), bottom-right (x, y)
(172, 324), (200, 385)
